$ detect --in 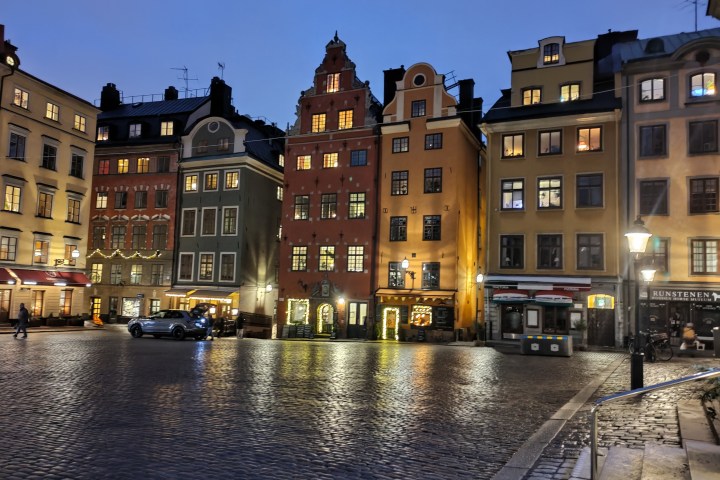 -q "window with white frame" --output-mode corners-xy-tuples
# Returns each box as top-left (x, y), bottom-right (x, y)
(347, 246), (364, 272)
(319, 246), (335, 271)
(4, 185), (21, 212)
(0, 235), (18, 261)
(13, 88), (28, 109)
(201, 208), (217, 236)
(291, 246), (307, 272)
(691, 239), (719, 274)
(74, 114), (86, 132)
(181, 210), (197, 236)
(111, 226), (125, 249)
(160, 121), (173, 136)
(129, 123), (142, 138)
(222, 207), (238, 235)
(178, 253), (194, 281)
(110, 264), (122, 284)
(225, 171), (239, 189)
(199, 253), (214, 280)
(220, 253), (235, 281)
(184, 175), (198, 192)
(204, 173), (218, 191)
